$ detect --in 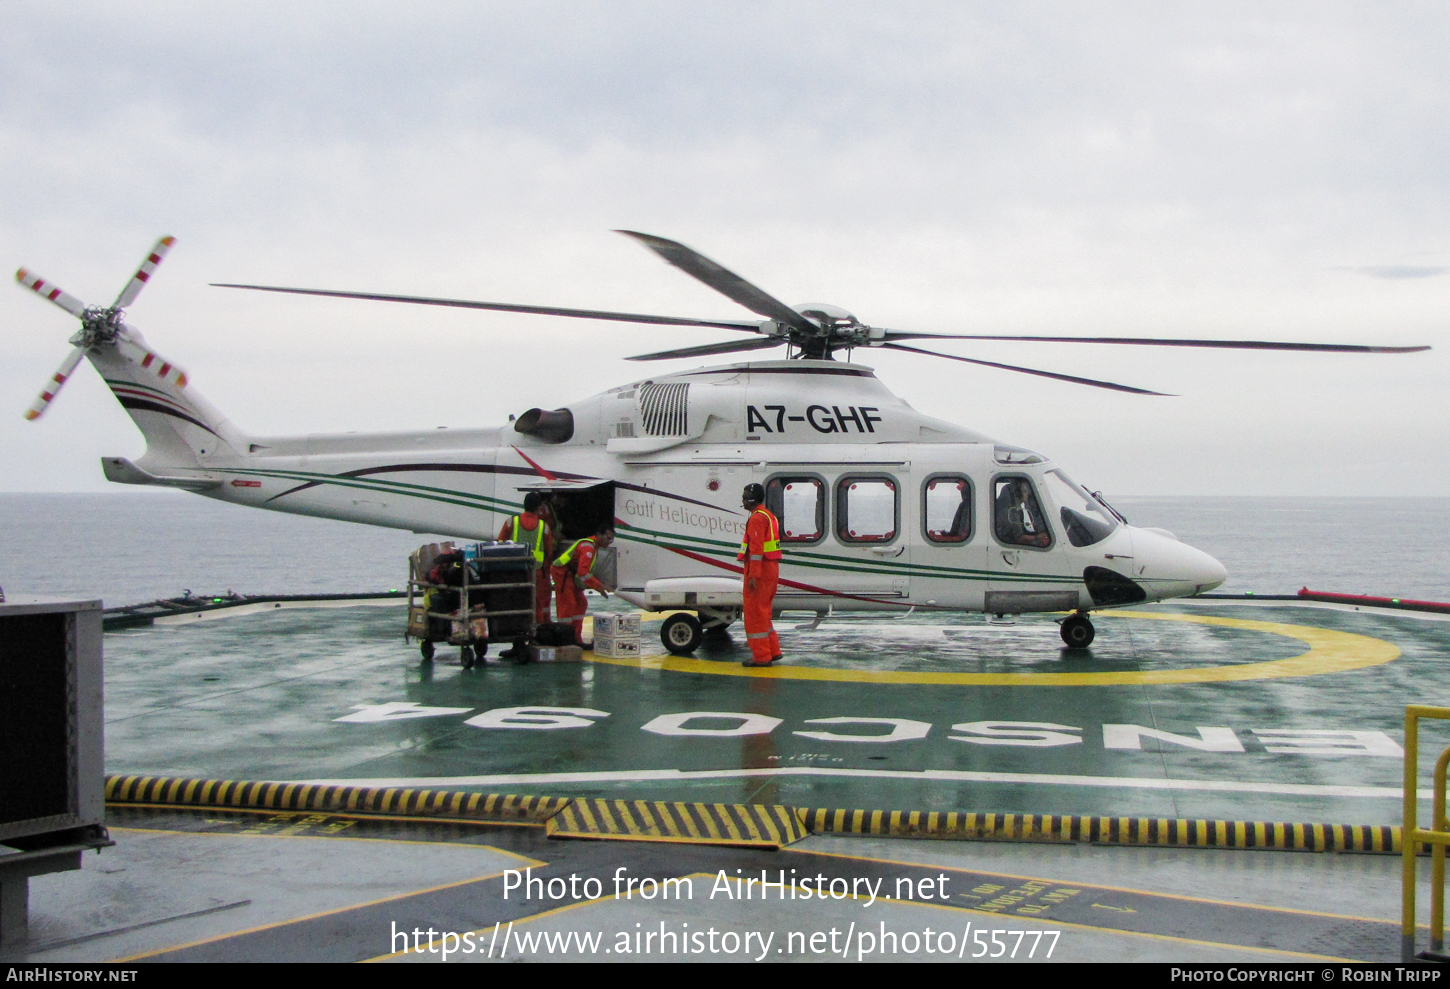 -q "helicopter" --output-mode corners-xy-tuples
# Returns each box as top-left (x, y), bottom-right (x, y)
(14, 232), (1429, 655)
